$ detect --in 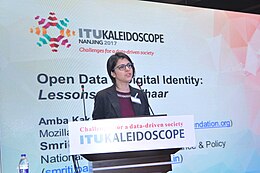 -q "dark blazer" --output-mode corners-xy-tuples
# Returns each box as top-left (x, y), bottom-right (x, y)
(92, 85), (150, 120)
